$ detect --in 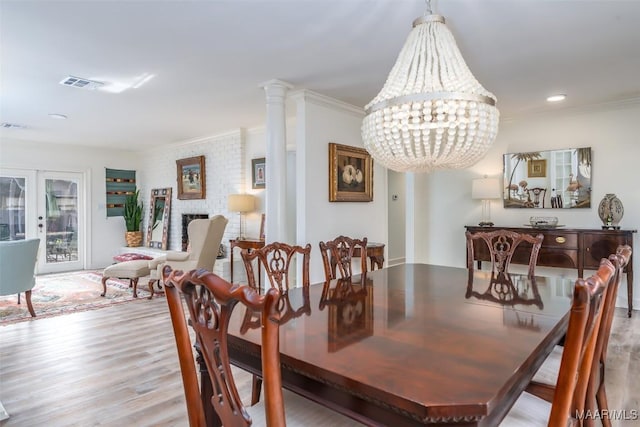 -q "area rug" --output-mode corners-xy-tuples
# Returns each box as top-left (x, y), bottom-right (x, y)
(0, 270), (164, 325)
